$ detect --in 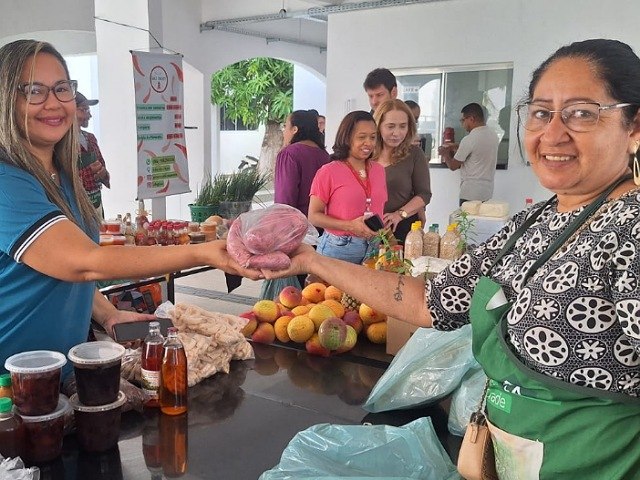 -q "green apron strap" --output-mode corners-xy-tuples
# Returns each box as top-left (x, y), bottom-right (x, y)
(521, 173), (633, 284)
